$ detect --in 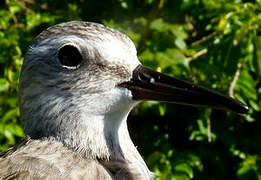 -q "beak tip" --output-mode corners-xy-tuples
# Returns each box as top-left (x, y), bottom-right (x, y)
(231, 102), (249, 114)
(241, 104), (249, 114)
